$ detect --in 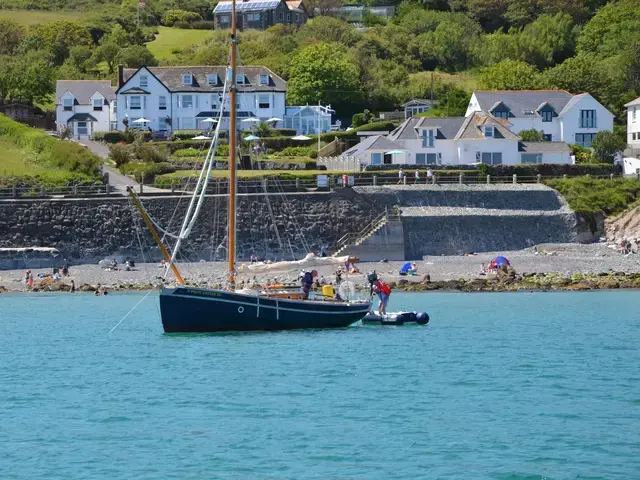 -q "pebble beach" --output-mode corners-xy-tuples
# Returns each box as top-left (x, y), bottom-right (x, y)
(2, 243), (640, 292)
